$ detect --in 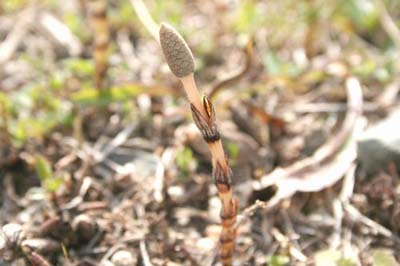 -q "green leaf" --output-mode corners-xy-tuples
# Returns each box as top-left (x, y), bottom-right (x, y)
(314, 249), (358, 266)
(44, 177), (64, 193)
(176, 147), (197, 178)
(338, 258), (357, 266)
(336, 0), (379, 31)
(63, 13), (90, 42)
(264, 52), (283, 76)
(0, 92), (11, 128)
(49, 72), (66, 91)
(314, 249), (341, 266)
(226, 142), (240, 165)
(154, 0), (184, 26)
(267, 254), (290, 266)
(0, 92), (11, 111)
(35, 155), (64, 193)
(235, 0), (257, 33)
(351, 0), (379, 30)
(3, 0), (27, 12)
(35, 155), (53, 181)
(64, 58), (94, 77)
(373, 249), (398, 266)
(71, 84), (146, 106)
(352, 60), (376, 77)
(11, 118), (44, 141)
